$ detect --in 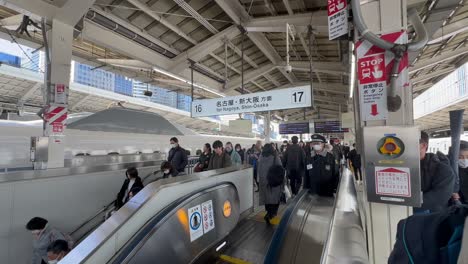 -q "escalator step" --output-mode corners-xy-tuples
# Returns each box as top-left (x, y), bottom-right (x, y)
(219, 254), (253, 264)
